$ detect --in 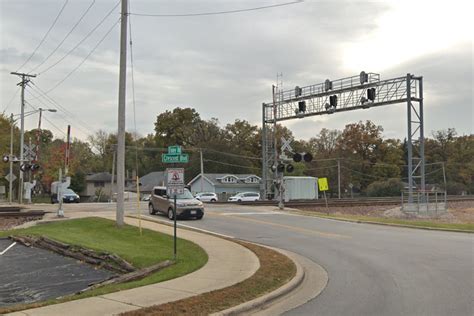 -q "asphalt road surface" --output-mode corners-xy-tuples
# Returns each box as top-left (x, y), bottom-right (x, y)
(166, 204), (473, 316)
(0, 238), (114, 307)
